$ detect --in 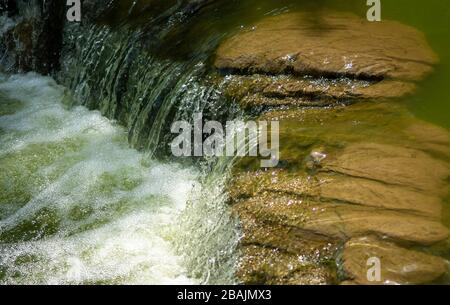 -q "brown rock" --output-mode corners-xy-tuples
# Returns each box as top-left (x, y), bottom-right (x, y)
(302, 204), (449, 246)
(256, 104), (450, 164)
(230, 113), (450, 283)
(233, 189), (449, 246)
(231, 172), (449, 284)
(317, 174), (442, 219)
(220, 74), (417, 109)
(237, 245), (336, 285)
(219, 10), (450, 285)
(343, 236), (449, 284)
(216, 12), (437, 81)
(322, 142), (450, 195)
(215, 11), (438, 108)
(236, 206), (338, 257)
